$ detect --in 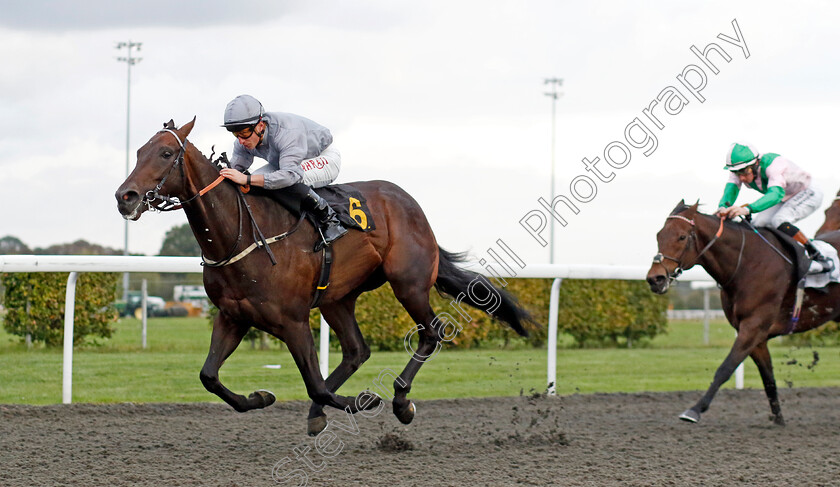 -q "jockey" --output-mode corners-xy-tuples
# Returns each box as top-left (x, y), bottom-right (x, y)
(717, 142), (833, 273)
(219, 94), (347, 251)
